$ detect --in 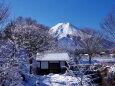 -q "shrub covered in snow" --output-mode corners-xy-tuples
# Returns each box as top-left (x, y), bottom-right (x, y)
(0, 40), (22, 86)
(102, 64), (115, 86)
